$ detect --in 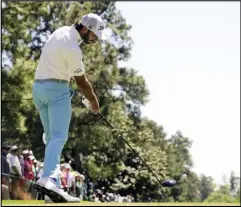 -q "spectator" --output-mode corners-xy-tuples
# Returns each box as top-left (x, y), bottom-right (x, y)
(28, 155), (38, 198)
(22, 150), (33, 193)
(1, 145), (11, 200)
(6, 146), (11, 165)
(60, 174), (68, 192)
(59, 164), (67, 191)
(60, 163), (66, 172)
(9, 145), (22, 199)
(86, 181), (94, 201)
(63, 164), (76, 195)
(1, 144), (11, 176)
(75, 173), (86, 200)
(29, 155), (36, 181)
